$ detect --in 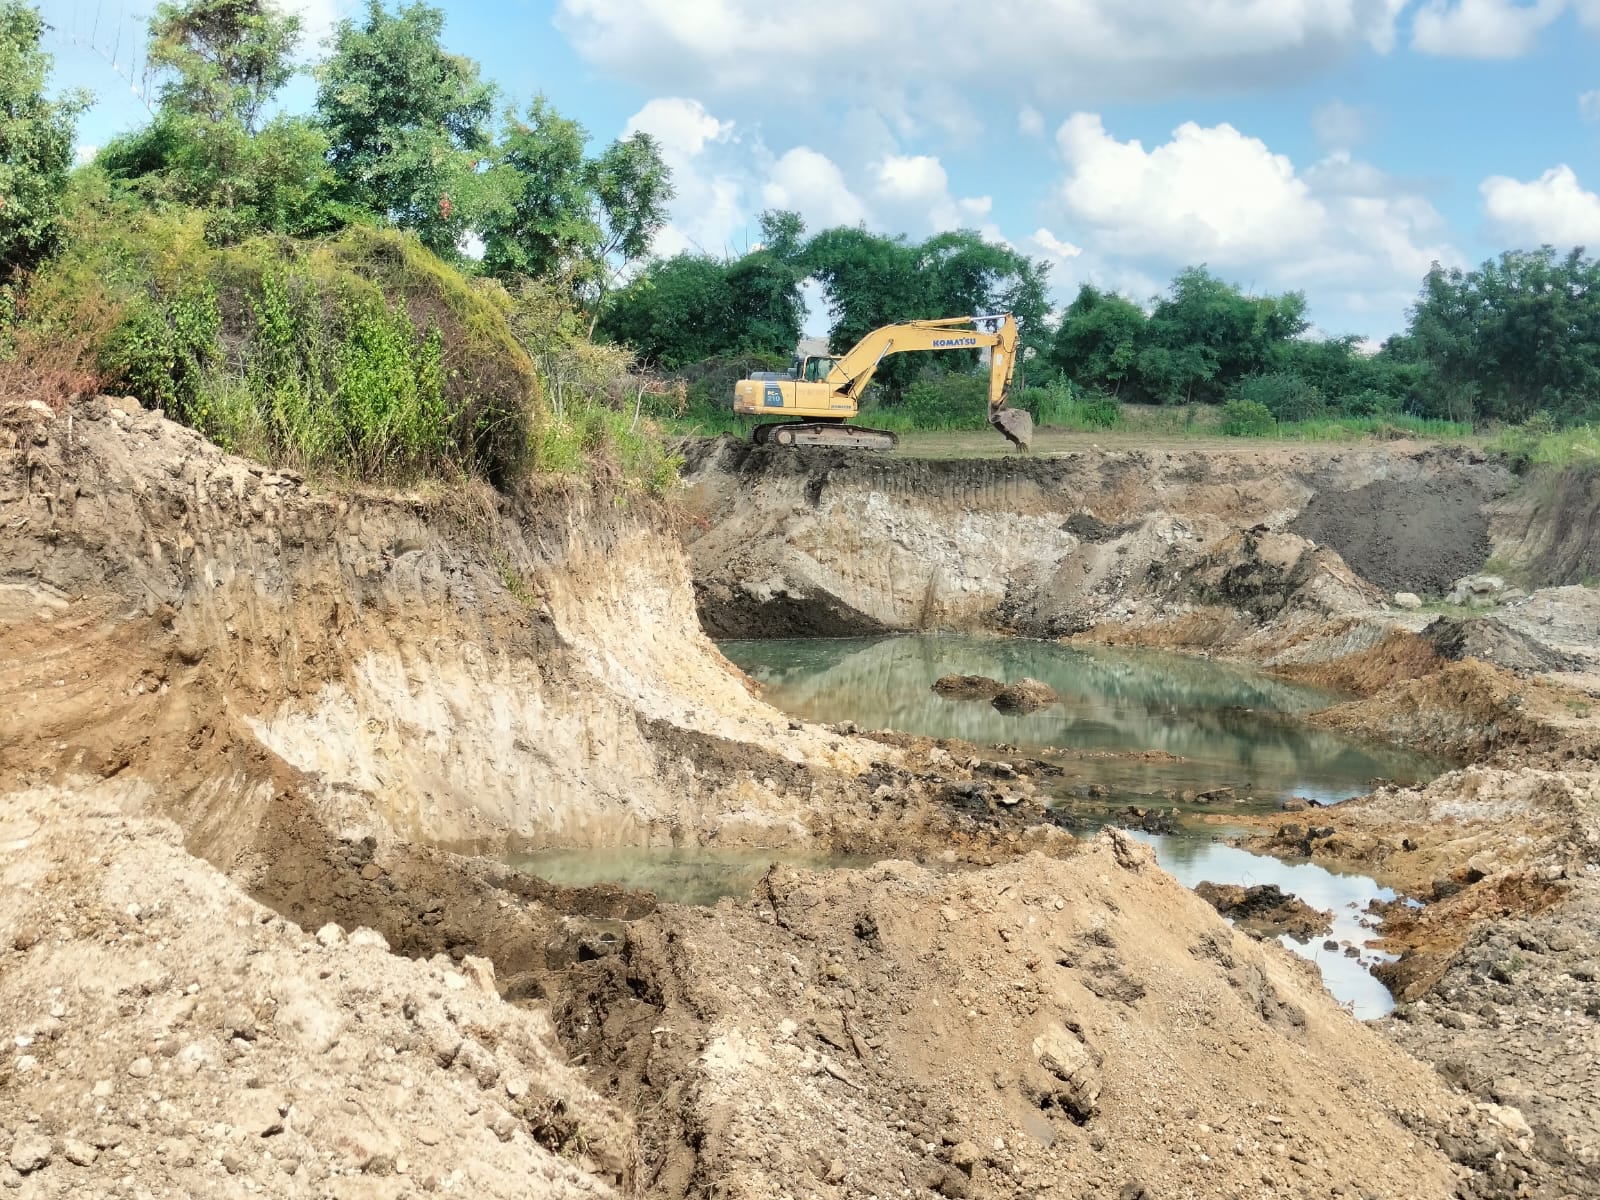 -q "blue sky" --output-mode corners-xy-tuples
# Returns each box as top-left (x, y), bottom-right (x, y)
(36, 0), (1600, 342)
